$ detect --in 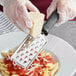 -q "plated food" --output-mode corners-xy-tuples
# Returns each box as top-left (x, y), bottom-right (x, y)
(0, 12), (59, 76)
(0, 49), (59, 76)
